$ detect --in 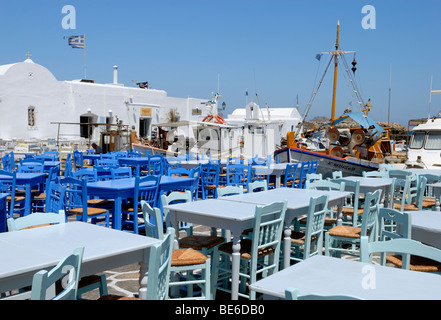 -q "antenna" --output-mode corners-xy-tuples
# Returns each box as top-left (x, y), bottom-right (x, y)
(388, 64), (392, 125)
(429, 76), (433, 118)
